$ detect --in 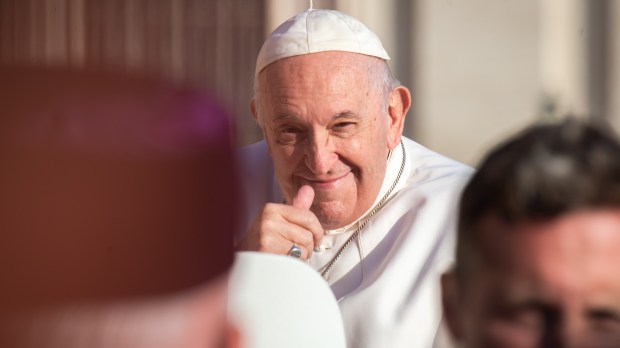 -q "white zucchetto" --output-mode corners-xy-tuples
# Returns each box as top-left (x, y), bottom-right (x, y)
(255, 9), (390, 76)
